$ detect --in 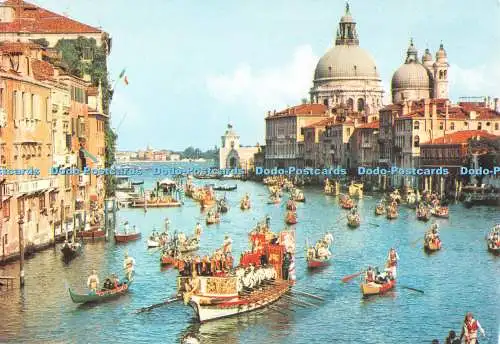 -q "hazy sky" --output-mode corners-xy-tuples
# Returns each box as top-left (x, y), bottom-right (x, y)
(34, 0), (500, 151)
